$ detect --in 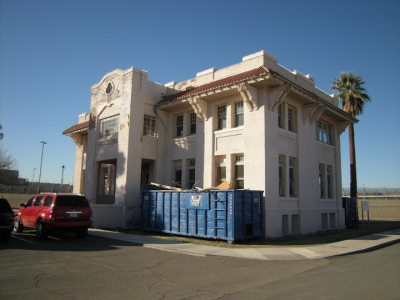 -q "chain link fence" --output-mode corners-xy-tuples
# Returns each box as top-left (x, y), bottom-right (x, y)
(342, 187), (399, 199)
(0, 183), (73, 194)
